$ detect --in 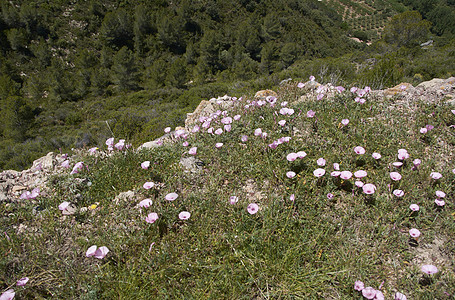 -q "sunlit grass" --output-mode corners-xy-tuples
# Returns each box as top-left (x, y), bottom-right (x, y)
(1, 82), (454, 299)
